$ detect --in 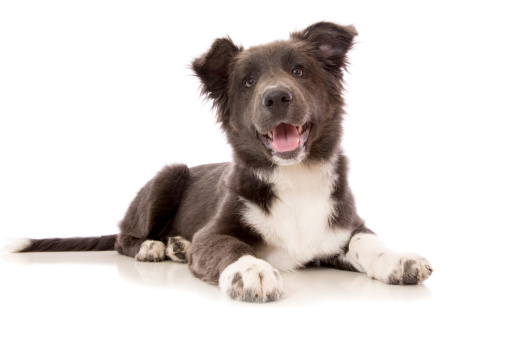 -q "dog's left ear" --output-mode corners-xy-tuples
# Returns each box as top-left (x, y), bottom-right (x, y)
(292, 22), (357, 71)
